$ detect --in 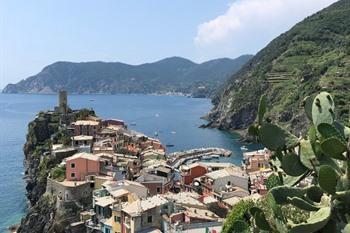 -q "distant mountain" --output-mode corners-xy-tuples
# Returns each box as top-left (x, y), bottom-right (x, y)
(2, 55), (253, 97)
(207, 0), (350, 134)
